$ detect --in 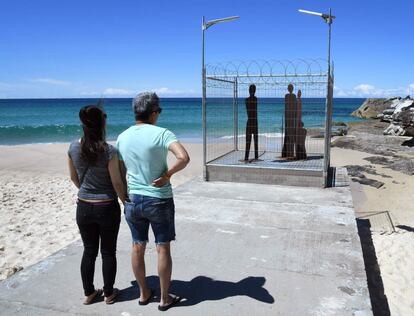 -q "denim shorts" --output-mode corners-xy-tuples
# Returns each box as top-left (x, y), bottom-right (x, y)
(124, 194), (175, 245)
